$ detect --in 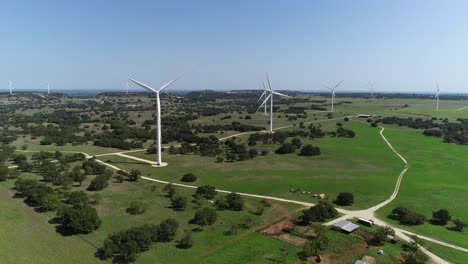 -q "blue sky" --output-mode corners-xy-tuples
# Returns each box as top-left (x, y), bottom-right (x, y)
(1, 0), (468, 93)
